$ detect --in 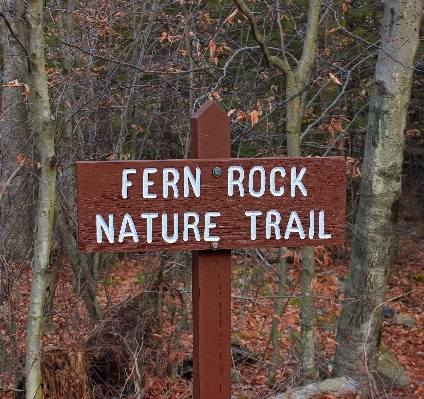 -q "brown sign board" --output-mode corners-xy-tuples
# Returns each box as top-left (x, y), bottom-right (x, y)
(77, 157), (346, 252)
